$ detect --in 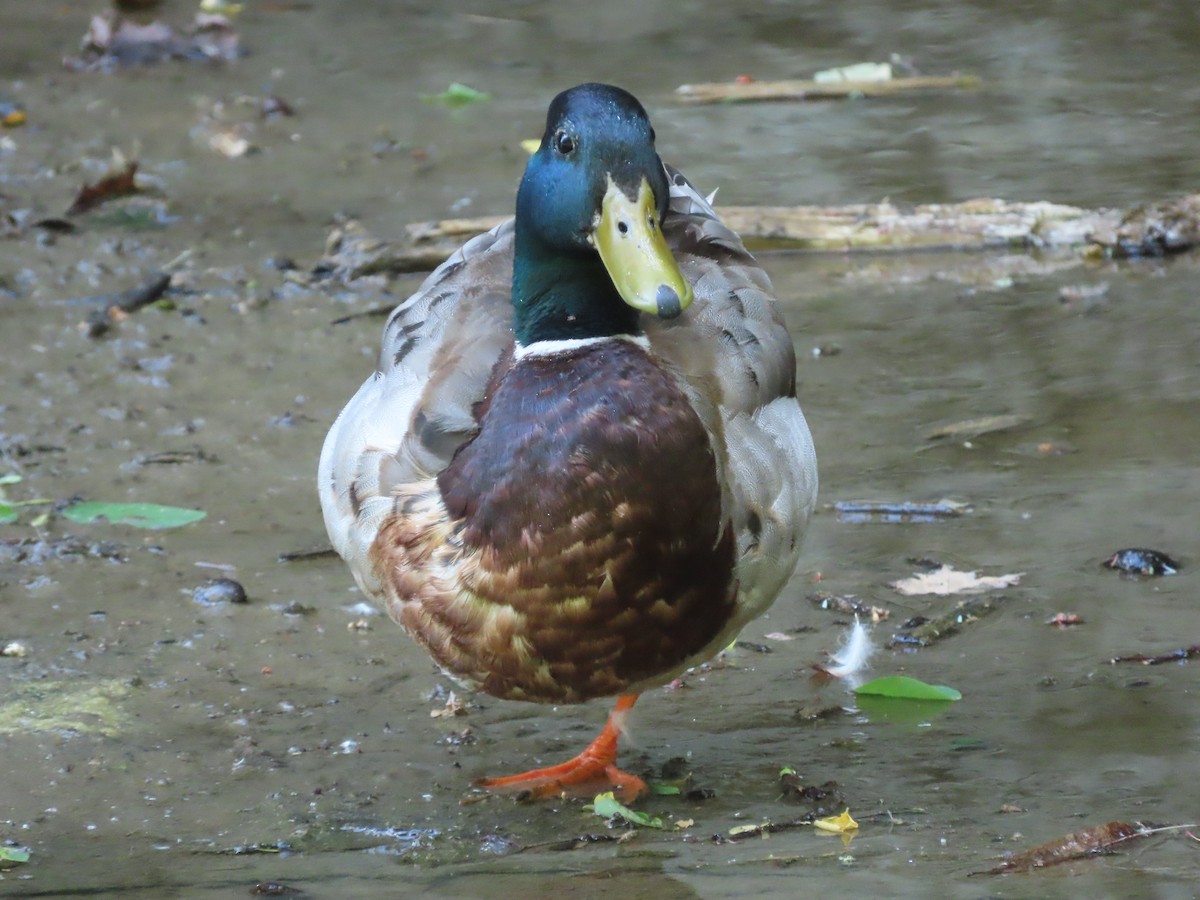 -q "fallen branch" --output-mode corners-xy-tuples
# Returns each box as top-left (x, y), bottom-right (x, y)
(675, 75), (981, 105)
(316, 193), (1200, 282)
